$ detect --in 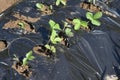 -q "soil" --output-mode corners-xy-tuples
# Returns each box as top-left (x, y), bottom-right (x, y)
(0, 0), (18, 13)
(37, 4), (53, 16)
(13, 13), (40, 23)
(80, 1), (101, 12)
(12, 61), (32, 78)
(0, 40), (7, 51)
(33, 45), (53, 57)
(80, 1), (117, 18)
(3, 19), (35, 34)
